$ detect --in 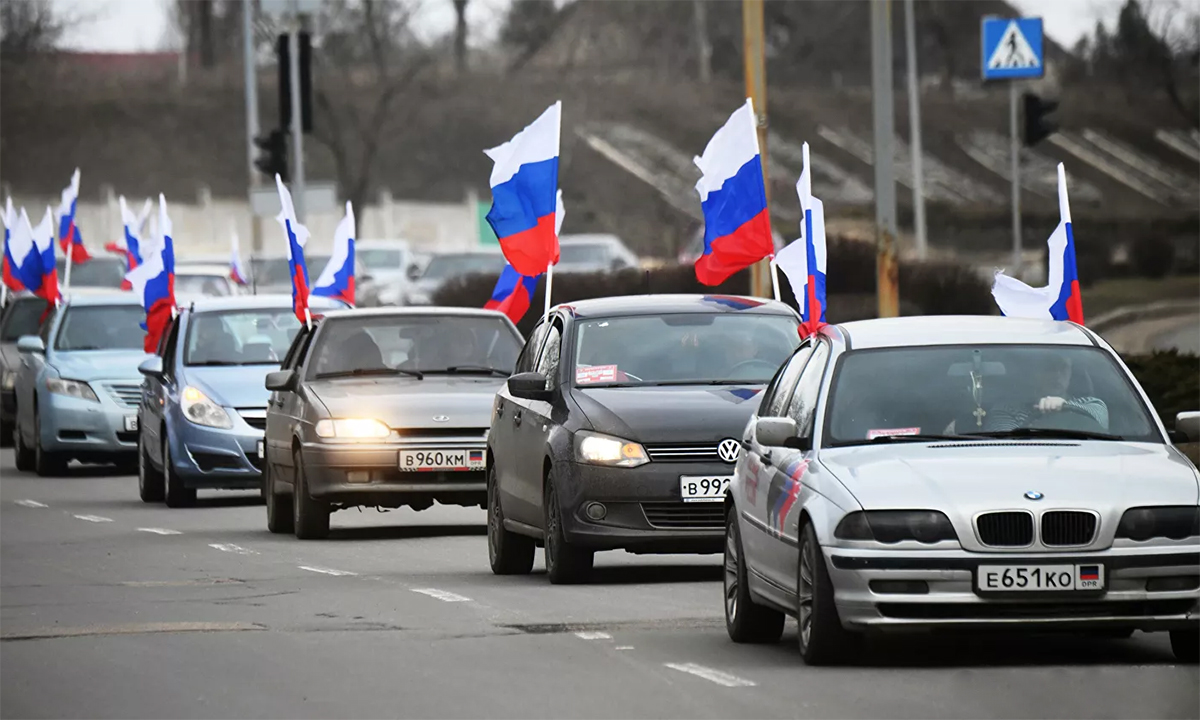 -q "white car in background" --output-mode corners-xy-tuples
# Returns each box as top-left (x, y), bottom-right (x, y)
(557, 234), (639, 274)
(174, 264), (244, 297)
(357, 240), (419, 306)
(404, 249), (507, 305)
